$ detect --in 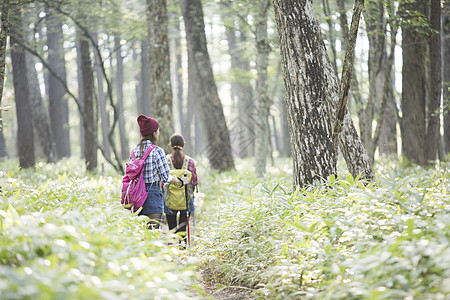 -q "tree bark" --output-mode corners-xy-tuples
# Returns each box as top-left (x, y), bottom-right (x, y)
(273, 0), (337, 188)
(115, 34), (128, 160)
(147, 0), (174, 150)
(0, 0), (10, 107)
(401, 1), (427, 165)
(223, 11), (255, 158)
(323, 1), (374, 181)
(358, 0), (386, 163)
(181, 0), (235, 171)
(337, 0), (362, 114)
(0, 0), (10, 158)
(332, 0), (365, 156)
(46, 6), (70, 159)
(443, 1), (450, 156)
(10, 2), (34, 168)
(26, 51), (56, 162)
(425, 0), (441, 163)
(76, 32), (85, 158)
(139, 39), (151, 116)
(255, 0), (271, 176)
(79, 33), (97, 171)
(93, 33), (111, 159)
(372, 26), (397, 159)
